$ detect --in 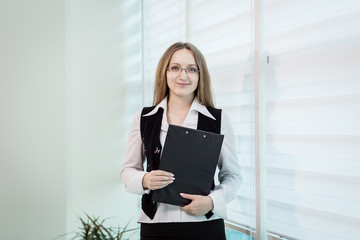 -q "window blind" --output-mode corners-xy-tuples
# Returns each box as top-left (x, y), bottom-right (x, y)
(142, 0), (186, 105)
(141, 0), (256, 232)
(122, 0), (143, 126)
(188, 0), (255, 231)
(126, 1), (360, 239)
(262, 0), (360, 239)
